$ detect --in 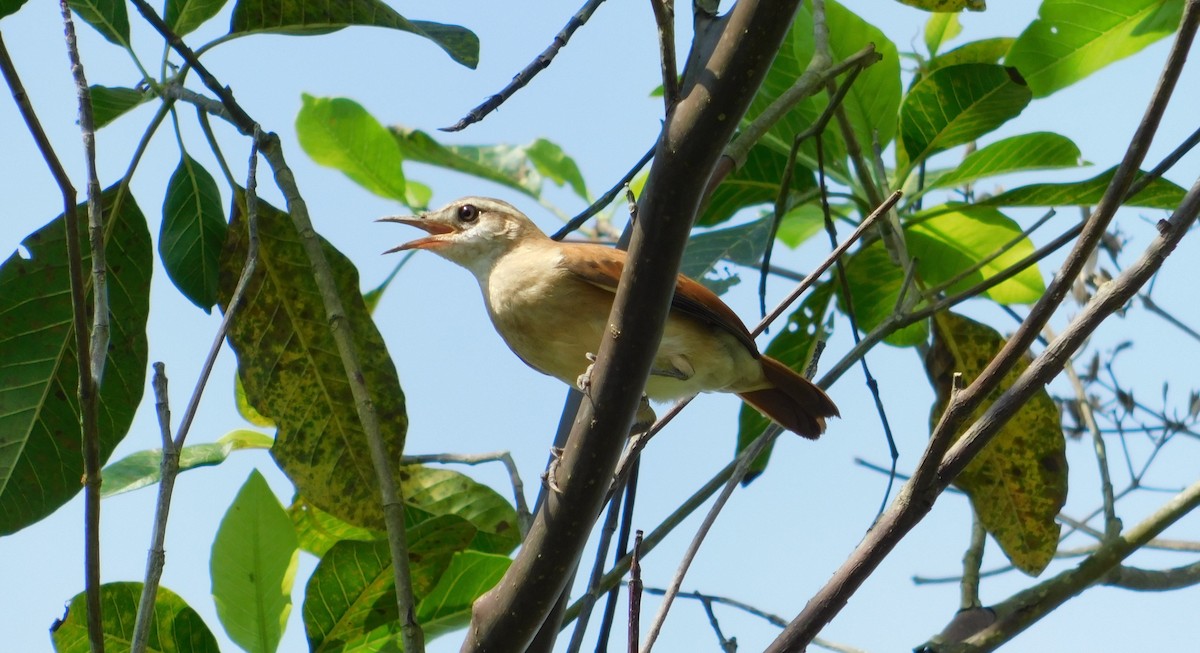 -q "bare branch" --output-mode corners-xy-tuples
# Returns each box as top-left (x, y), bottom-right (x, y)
(442, 0), (608, 132)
